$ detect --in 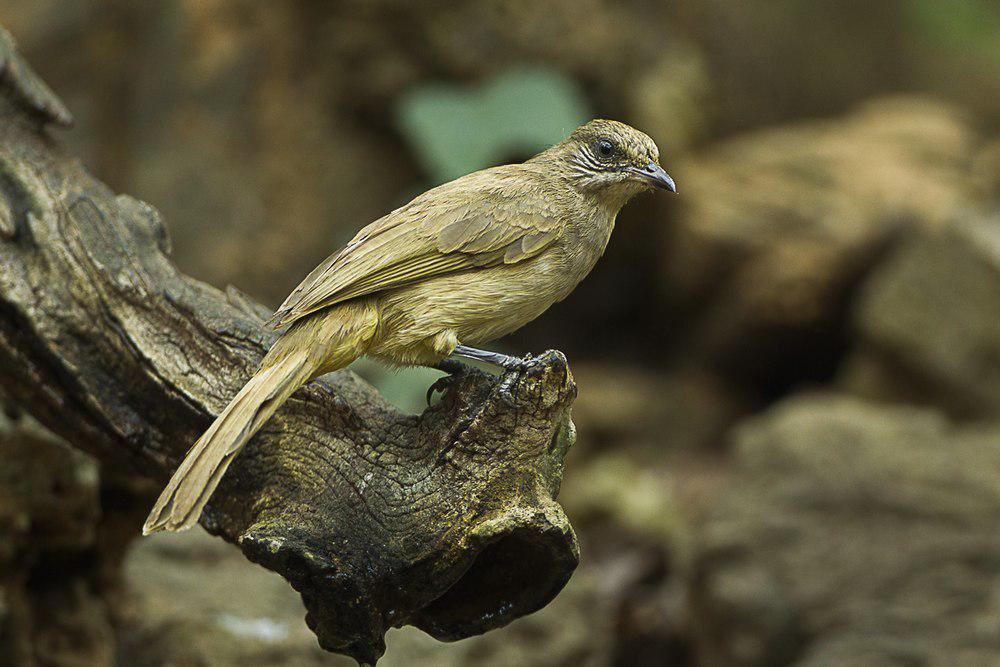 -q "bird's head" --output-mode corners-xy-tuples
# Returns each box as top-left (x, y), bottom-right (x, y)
(534, 119), (676, 207)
